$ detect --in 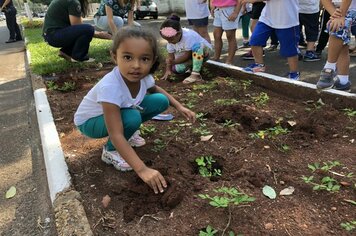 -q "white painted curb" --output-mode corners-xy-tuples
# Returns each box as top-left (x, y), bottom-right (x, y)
(207, 60), (356, 98)
(34, 88), (71, 203)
